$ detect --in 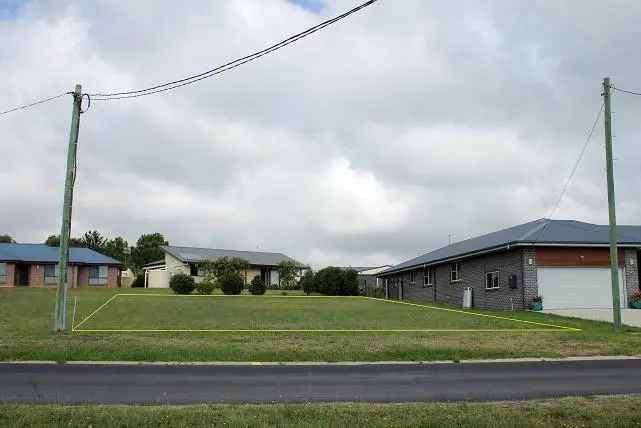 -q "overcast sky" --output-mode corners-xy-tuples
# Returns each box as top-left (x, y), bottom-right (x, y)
(1, 0), (640, 268)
